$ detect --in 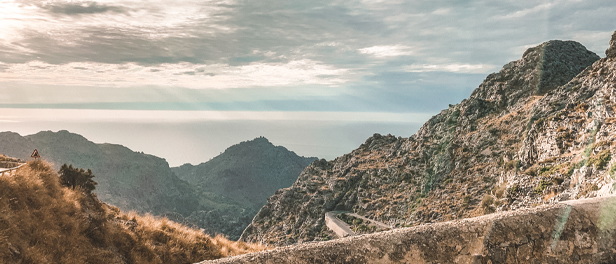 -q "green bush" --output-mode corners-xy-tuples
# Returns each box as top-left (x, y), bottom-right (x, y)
(534, 180), (552, 194)
(58, 164), (97, 193)
(587, 150), (611, 170)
